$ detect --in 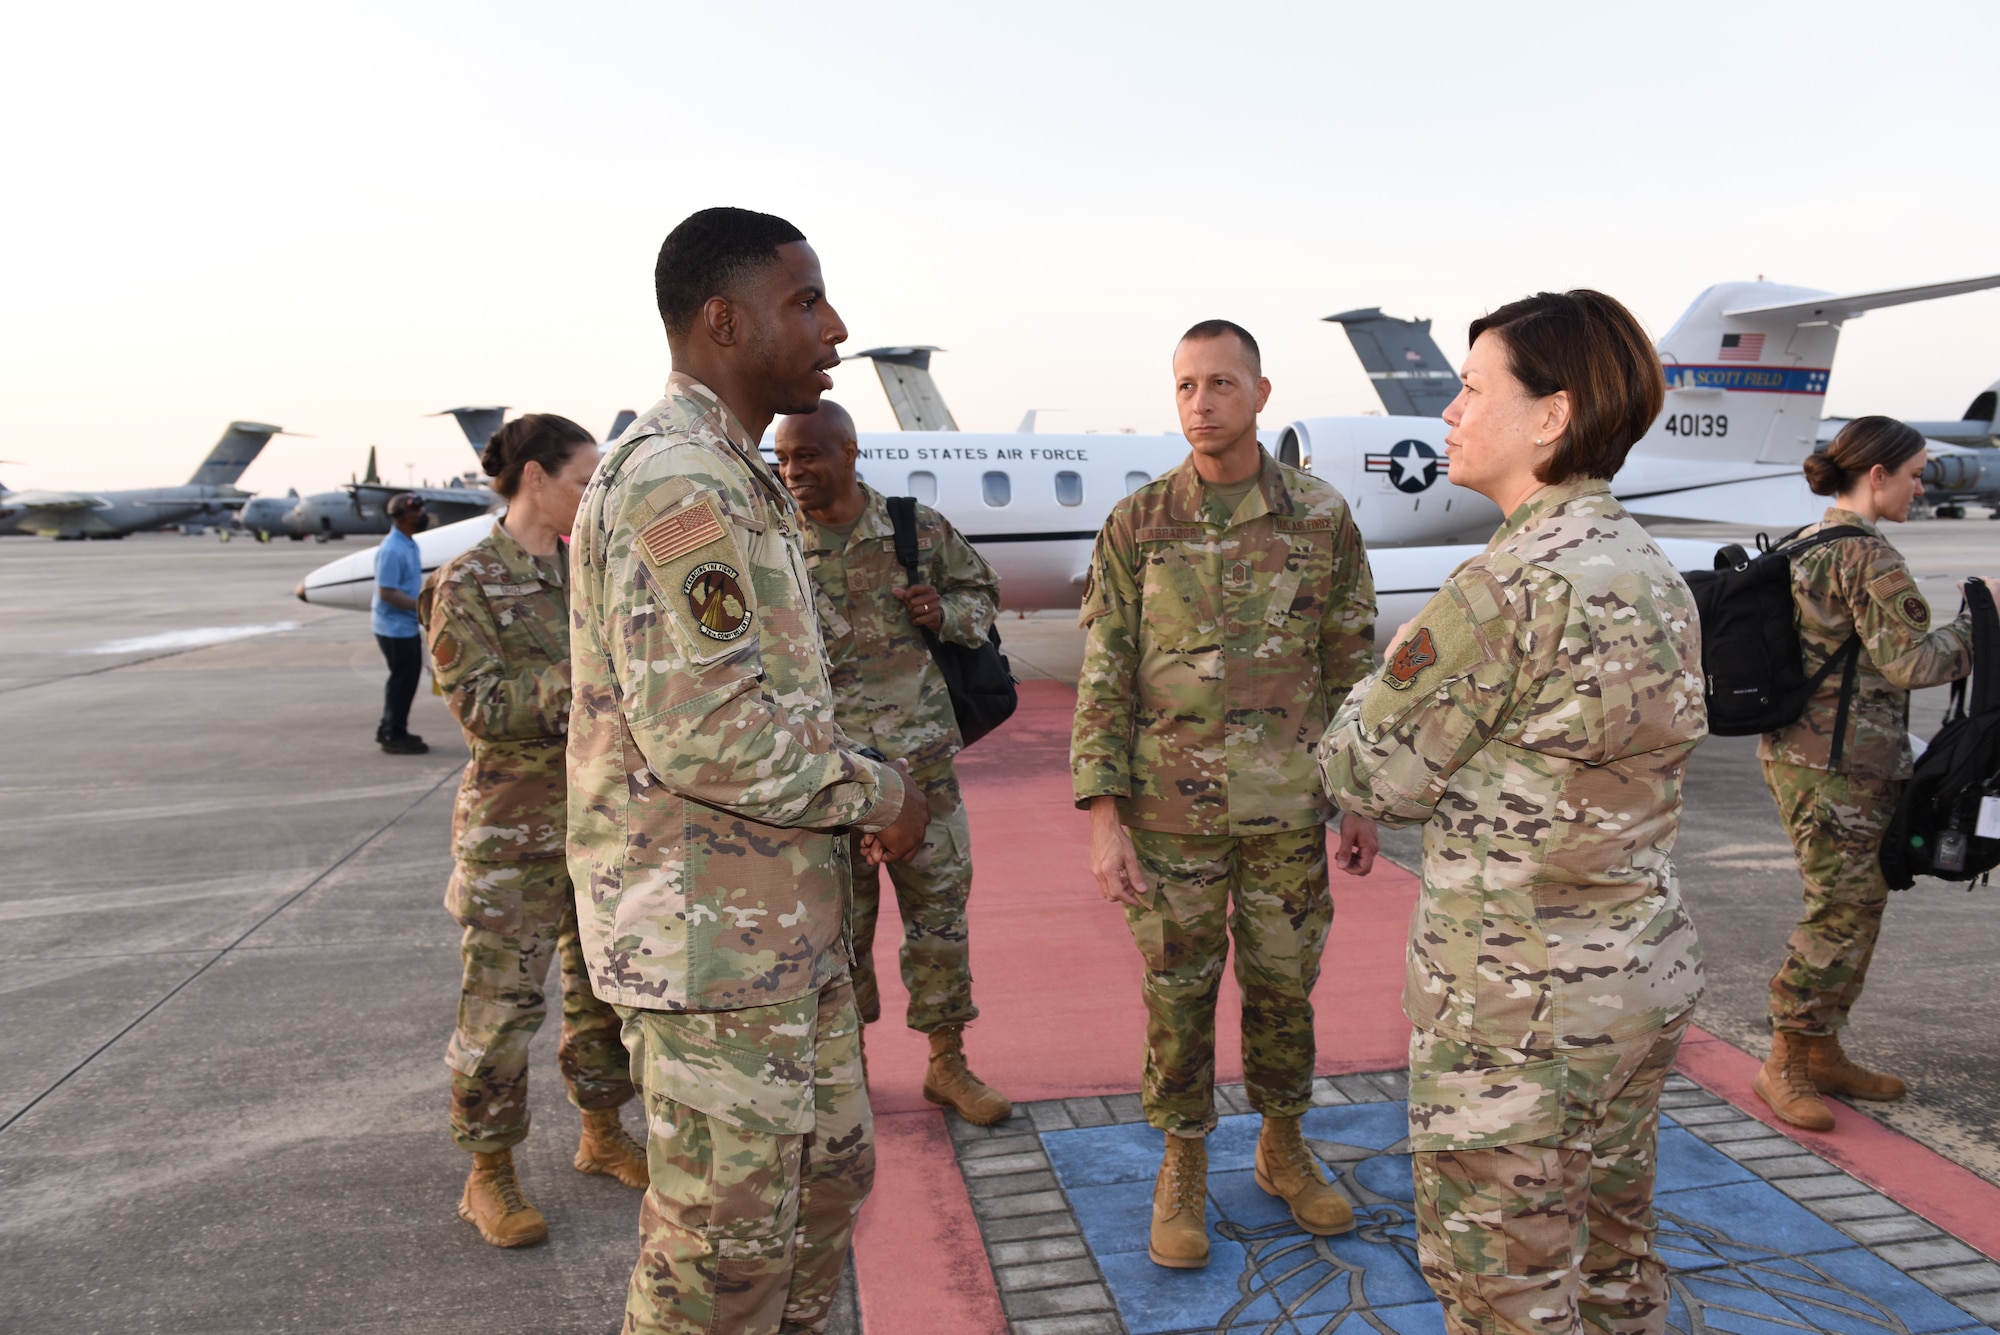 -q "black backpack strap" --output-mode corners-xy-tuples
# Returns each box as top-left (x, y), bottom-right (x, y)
(1965, 578), (2000, 716)
(1822, 636), (1863, 771)
(885, 496), (923, 586)
(1779, 525), (1871, 770)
